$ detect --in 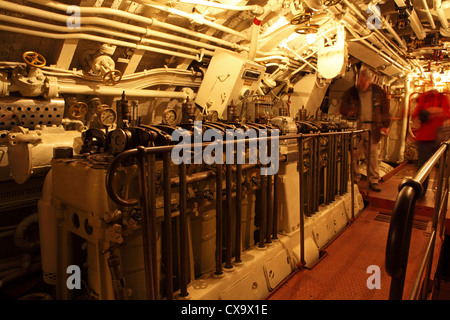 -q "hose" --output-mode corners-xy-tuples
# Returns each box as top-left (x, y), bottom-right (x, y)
(13, 213), (40, 253)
